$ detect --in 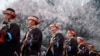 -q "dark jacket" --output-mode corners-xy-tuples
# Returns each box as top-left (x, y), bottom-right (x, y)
(22, 27), (42, 56)
(0, 23), (20, 56)
(67, 38), (78, 56)
(89, 51), (98, 56)
(77, 44), (89, 56)
(46, 33), (64, 56)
